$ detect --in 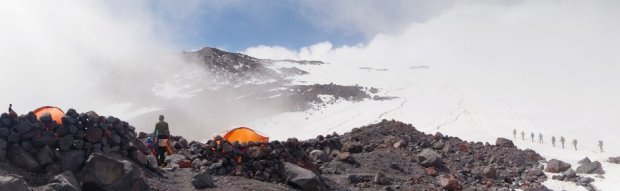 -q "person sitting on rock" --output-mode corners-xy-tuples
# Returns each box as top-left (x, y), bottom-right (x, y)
(153, 115), (171, 166)
(8, 104), (17, 117)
